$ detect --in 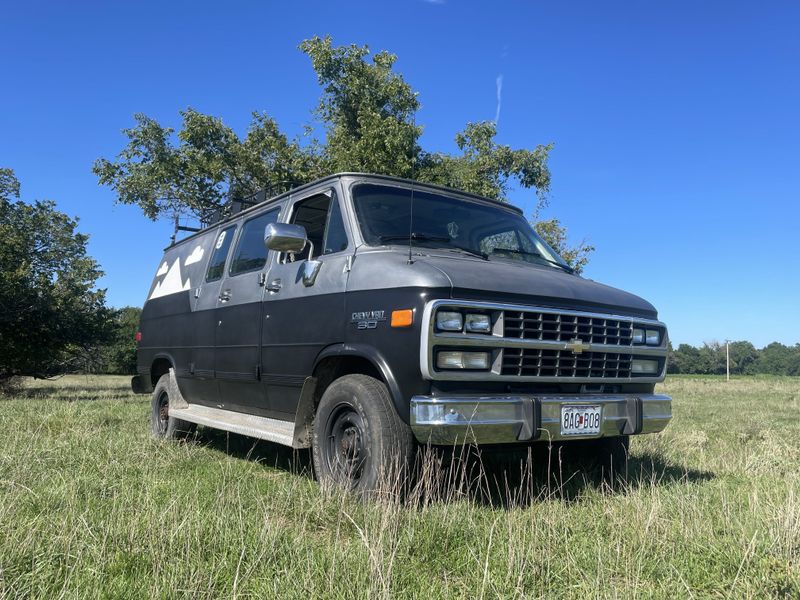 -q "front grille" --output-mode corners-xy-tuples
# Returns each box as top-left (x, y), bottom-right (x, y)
(504, 311), (634, 346)
(501, 348), (634, 378)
